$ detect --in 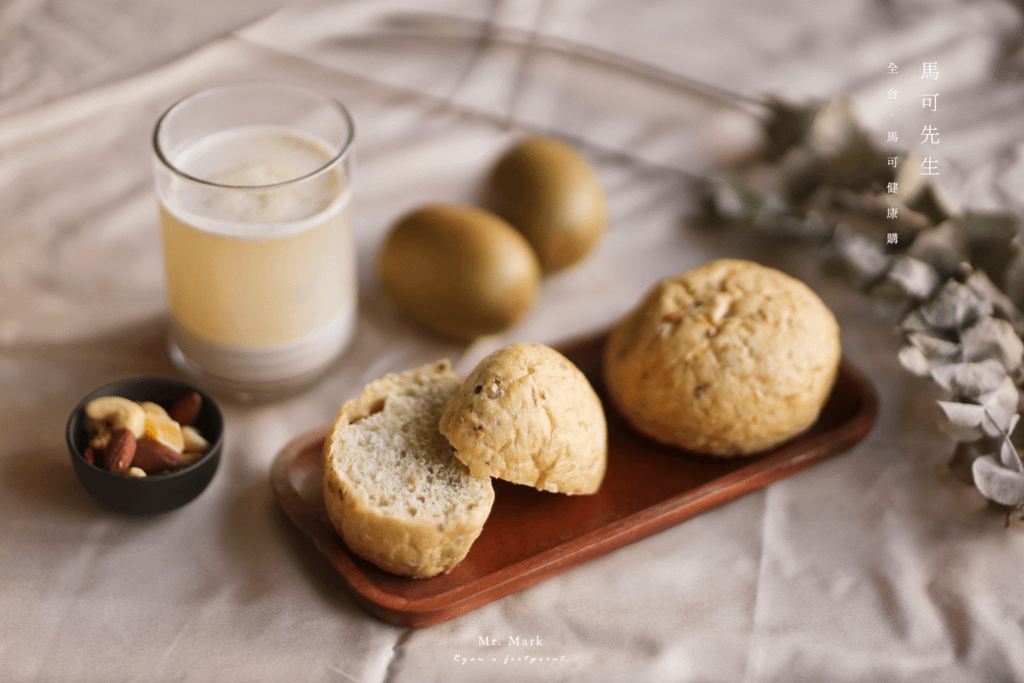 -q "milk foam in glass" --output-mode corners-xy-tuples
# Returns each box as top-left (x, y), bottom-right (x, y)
(153, 83), (356, 399)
